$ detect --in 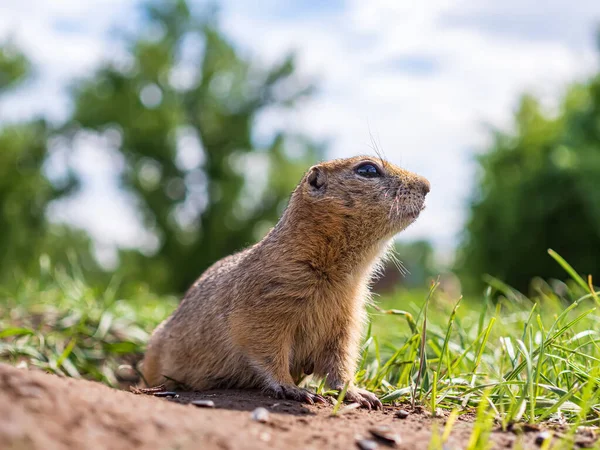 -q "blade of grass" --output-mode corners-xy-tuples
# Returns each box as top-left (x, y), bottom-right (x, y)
(412, 278), (440, 408)
(548, 249), (590, 294)
(331, 381), (350, 416)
